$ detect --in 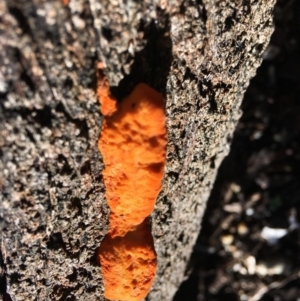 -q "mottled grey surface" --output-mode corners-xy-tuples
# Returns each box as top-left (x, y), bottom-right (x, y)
(0, 0), (275, 300)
